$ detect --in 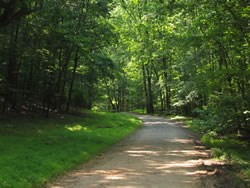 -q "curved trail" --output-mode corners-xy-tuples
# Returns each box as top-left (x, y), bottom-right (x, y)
(49, 115), (221, 188)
